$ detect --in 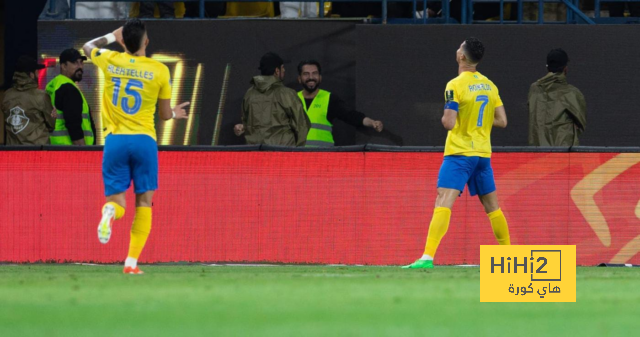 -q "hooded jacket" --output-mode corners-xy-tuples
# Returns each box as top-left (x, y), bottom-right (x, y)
(242, 75), (310, 146)
(528, 72), (586, 146)
(2, 72), (55, 145)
